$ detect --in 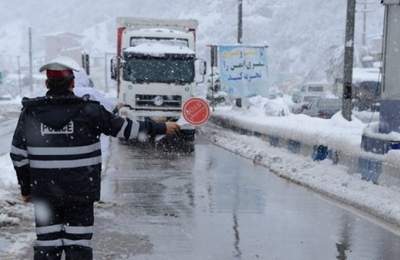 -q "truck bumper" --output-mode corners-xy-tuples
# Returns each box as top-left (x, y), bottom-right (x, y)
(120, 108), (182, 119)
